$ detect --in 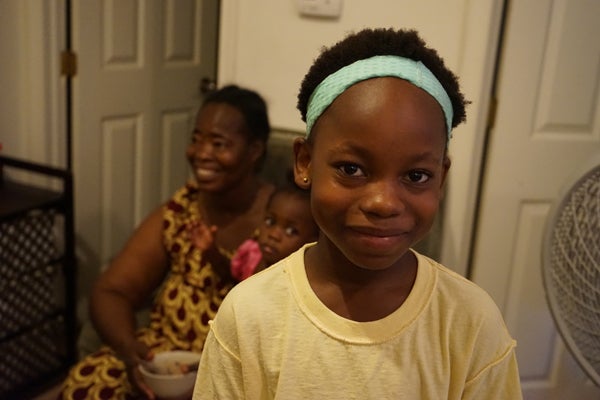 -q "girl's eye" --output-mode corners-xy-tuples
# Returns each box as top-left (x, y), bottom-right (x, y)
(407, 170), (431, 184)
(264, 216), (275, 227)
(284, 226), (299, 237)
(338, 163), (364, 177)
